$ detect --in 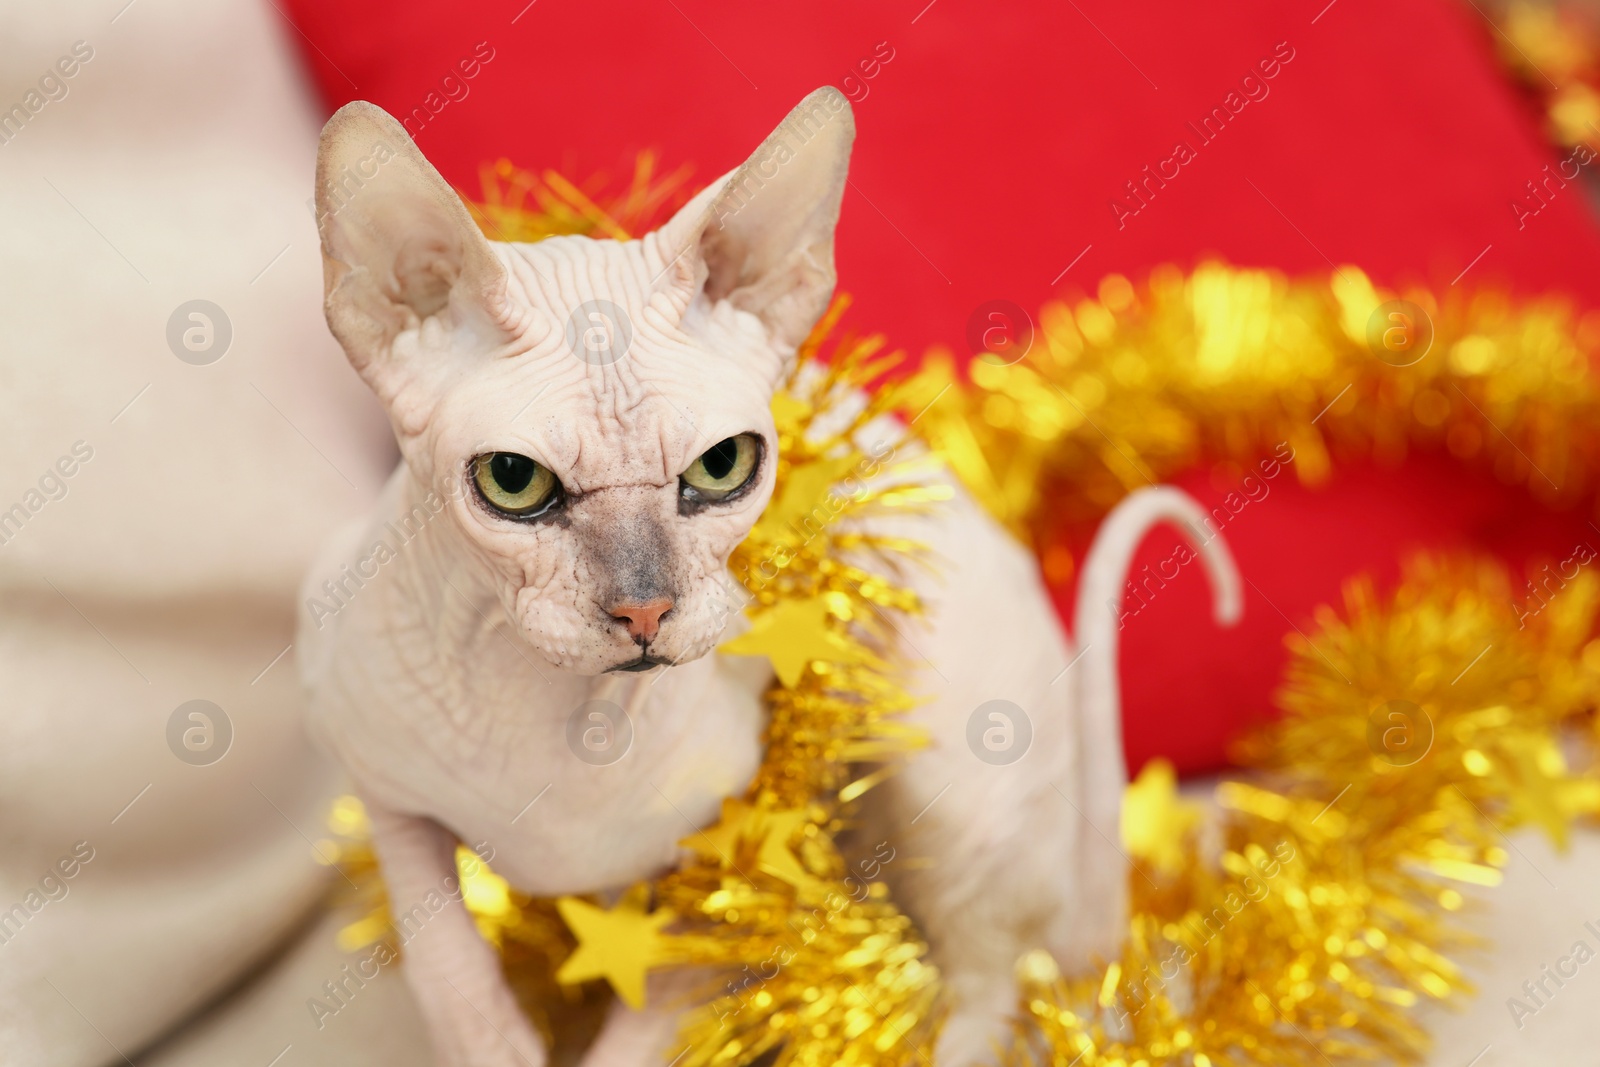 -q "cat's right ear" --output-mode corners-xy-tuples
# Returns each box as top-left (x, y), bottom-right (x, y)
(315, 101), (512, 434)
